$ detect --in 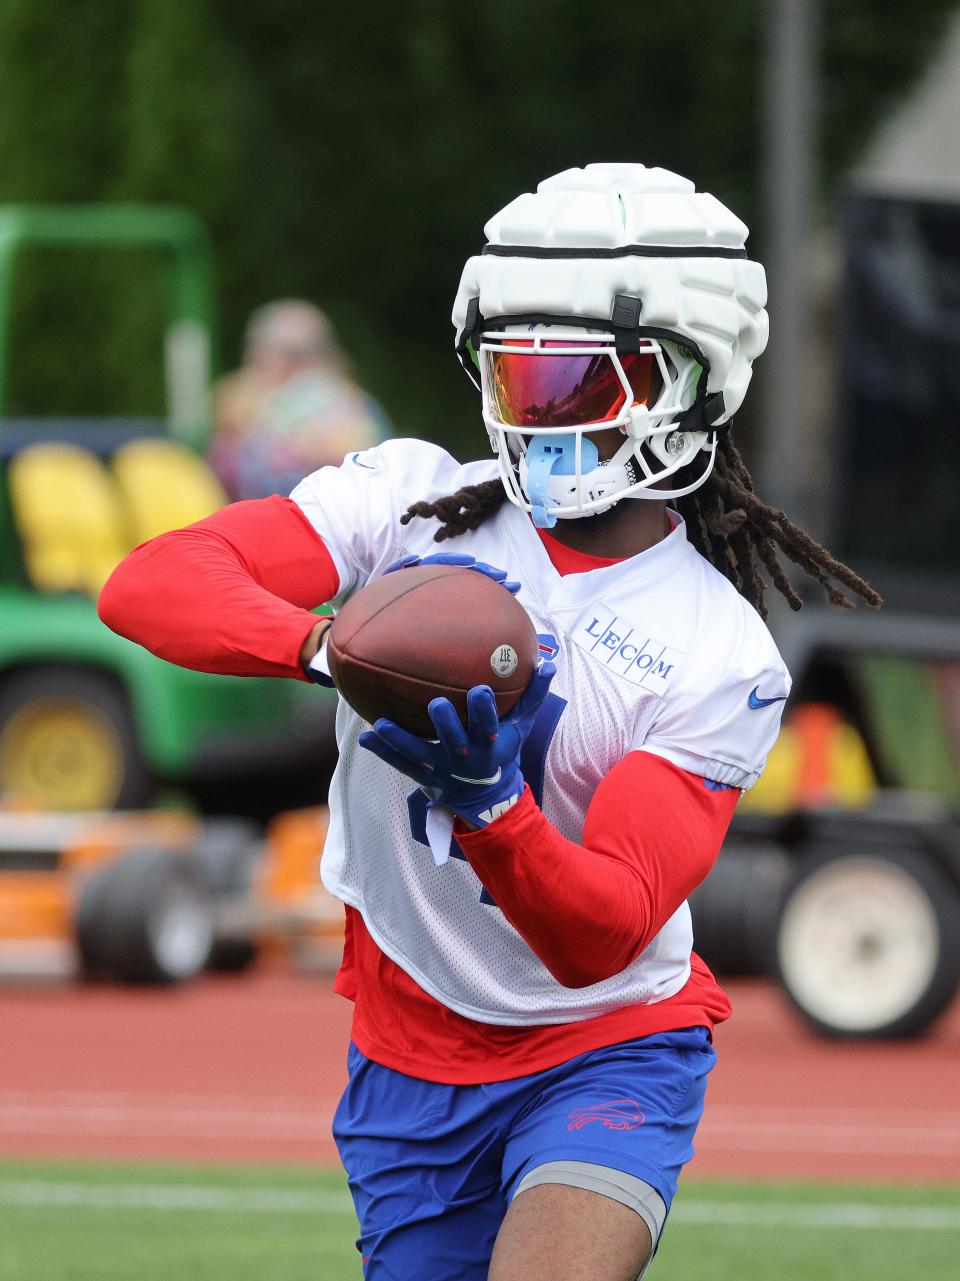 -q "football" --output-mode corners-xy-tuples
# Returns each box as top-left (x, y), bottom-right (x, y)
(326, 565), (538, 737)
